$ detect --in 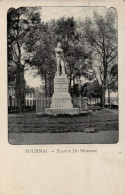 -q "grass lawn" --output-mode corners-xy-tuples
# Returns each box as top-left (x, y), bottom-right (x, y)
(8, 109), (118, 133)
